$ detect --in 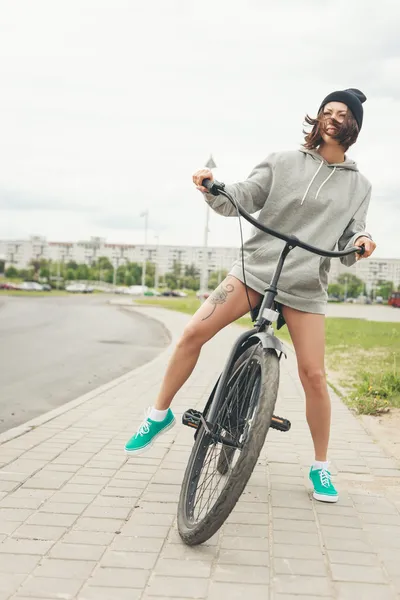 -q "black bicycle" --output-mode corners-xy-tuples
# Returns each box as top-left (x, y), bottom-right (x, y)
(177, 178), (364, 546)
